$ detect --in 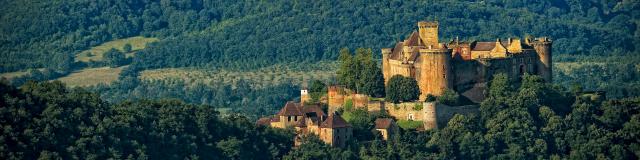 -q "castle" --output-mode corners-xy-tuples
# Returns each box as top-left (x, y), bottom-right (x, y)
(382, 21), (552, 102)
